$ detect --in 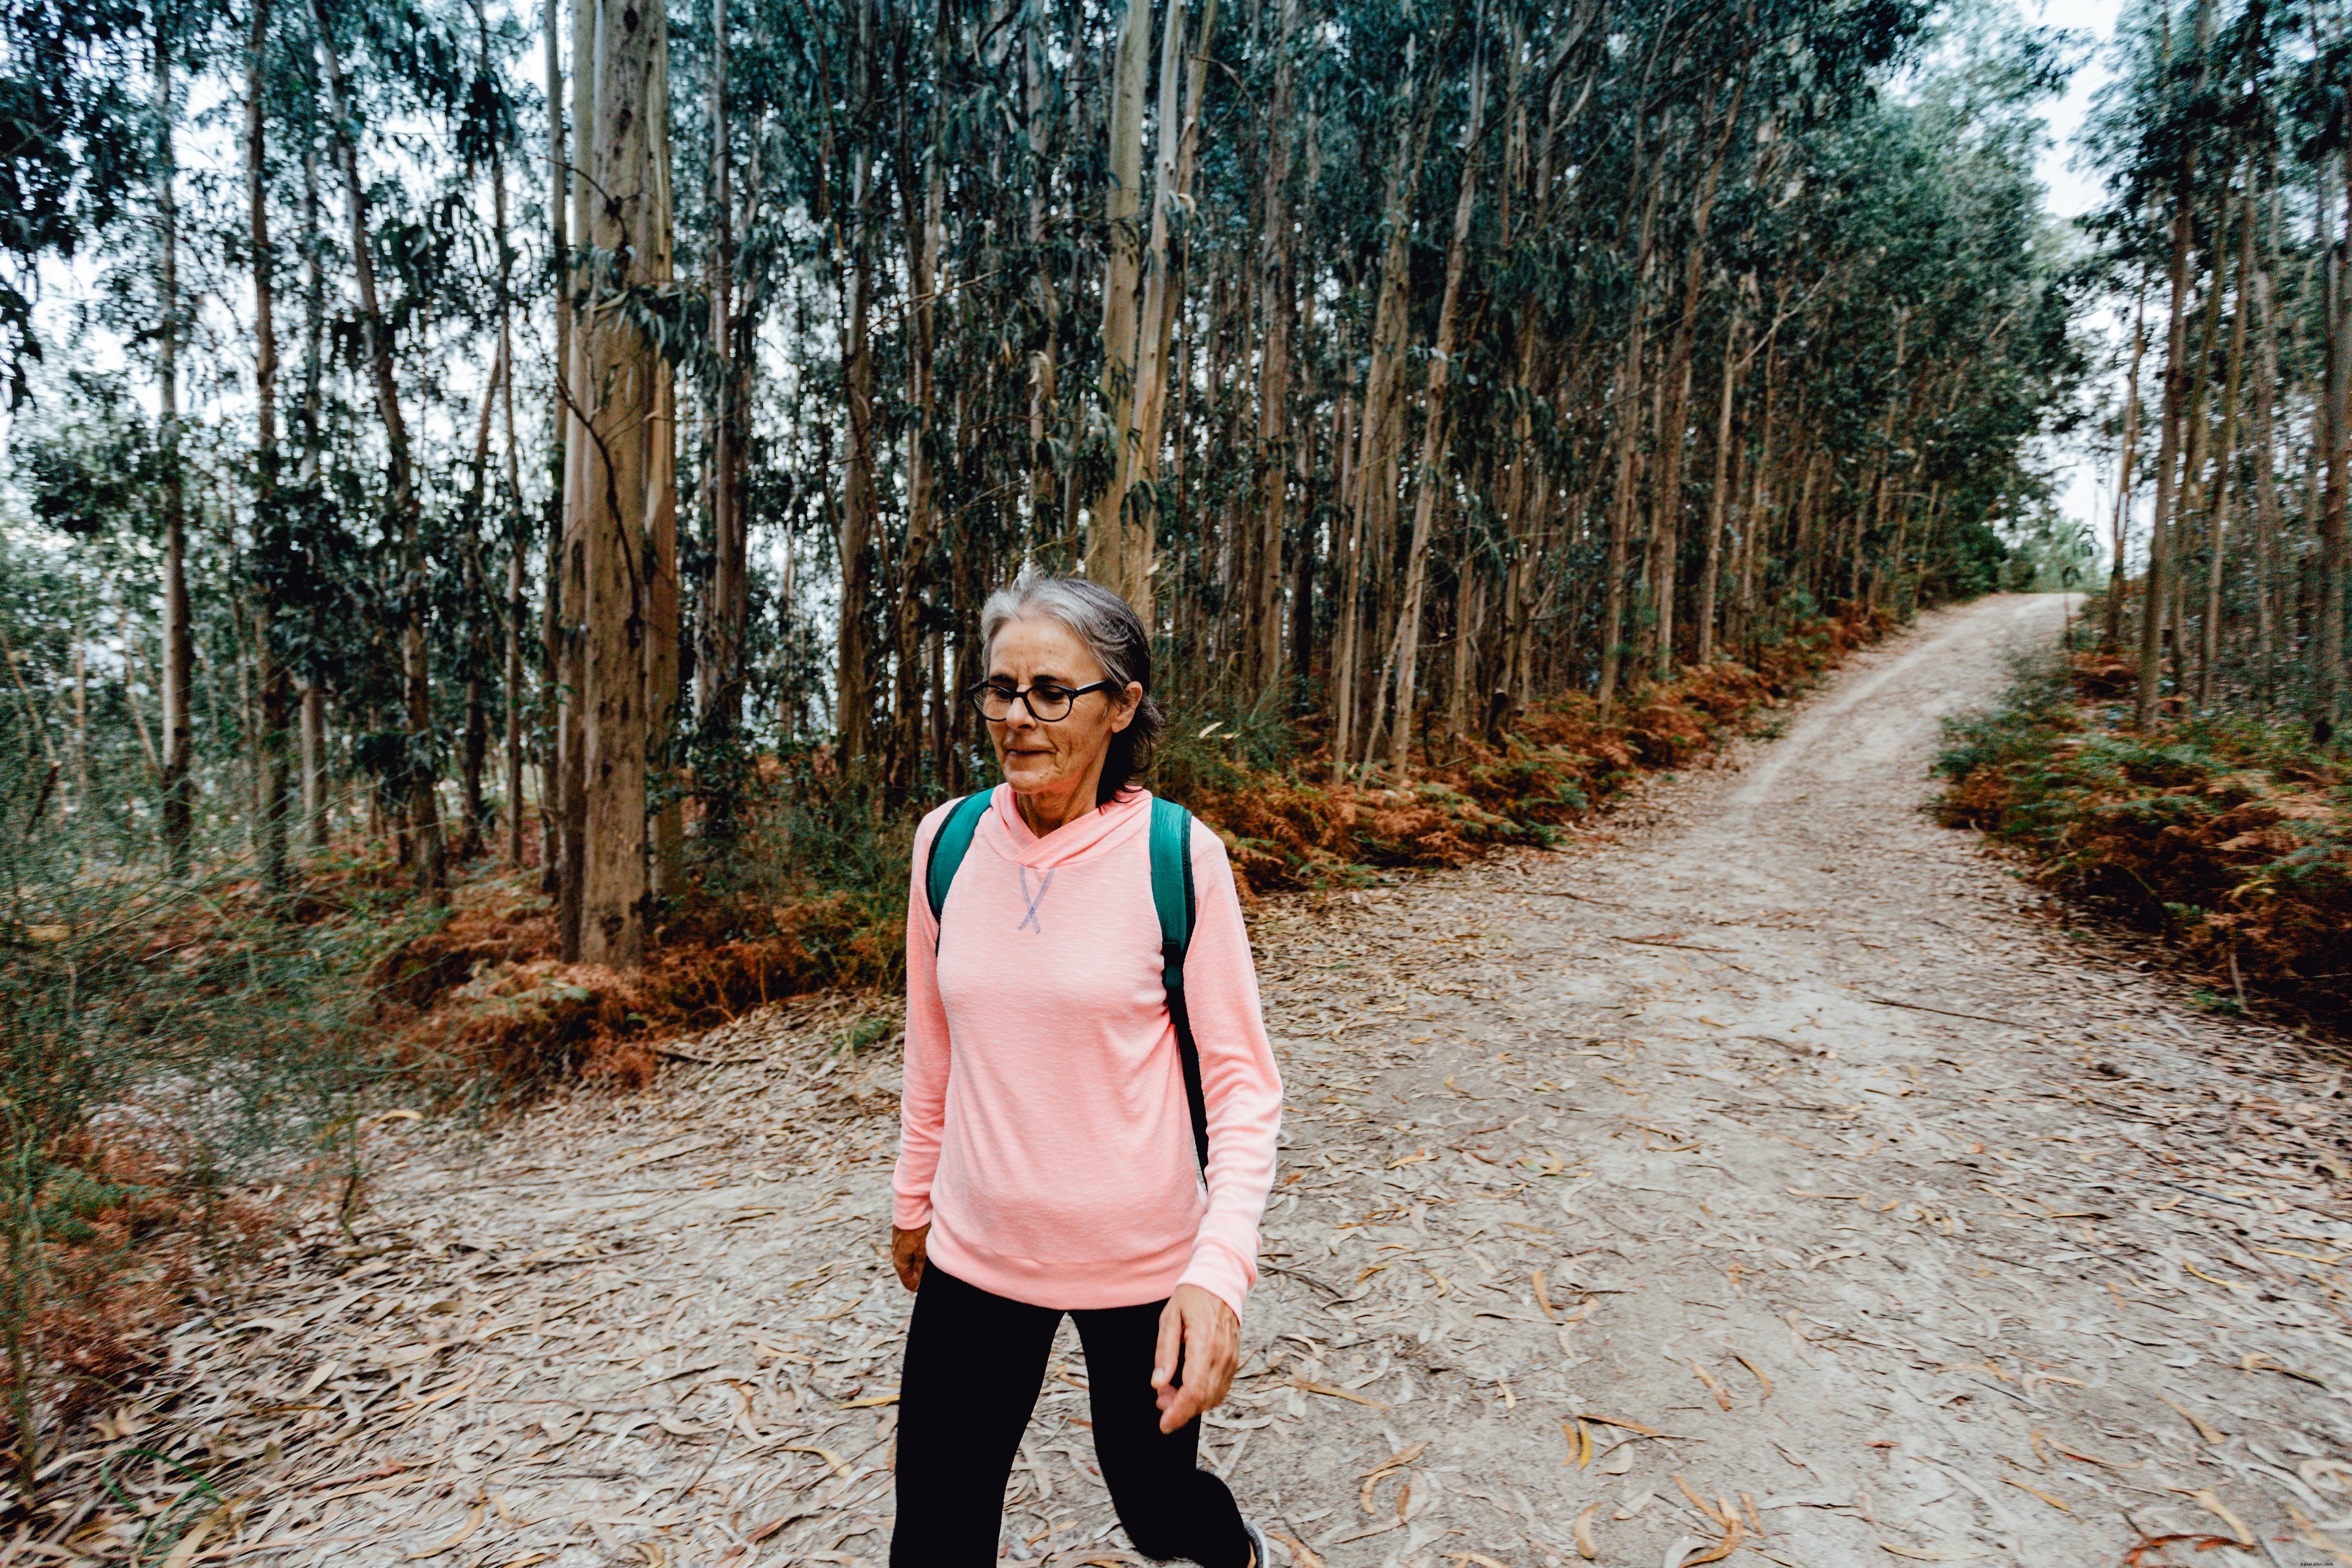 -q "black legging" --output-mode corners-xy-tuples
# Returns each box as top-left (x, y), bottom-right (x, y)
(889, 1262), (1251, 1567)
